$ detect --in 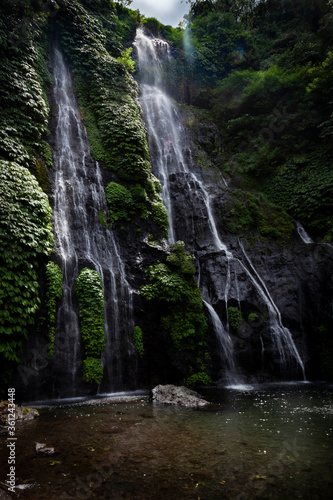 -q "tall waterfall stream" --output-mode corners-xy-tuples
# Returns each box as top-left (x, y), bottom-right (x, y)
(134, 28), (305, 384)
(51, 48), (135, 396)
